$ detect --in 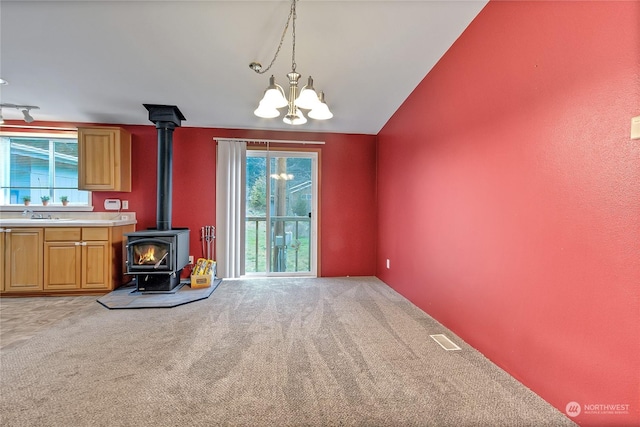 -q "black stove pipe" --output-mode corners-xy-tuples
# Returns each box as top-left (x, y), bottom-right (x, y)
(143, 104), (186, 231)
(156, 122), (175, 230)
